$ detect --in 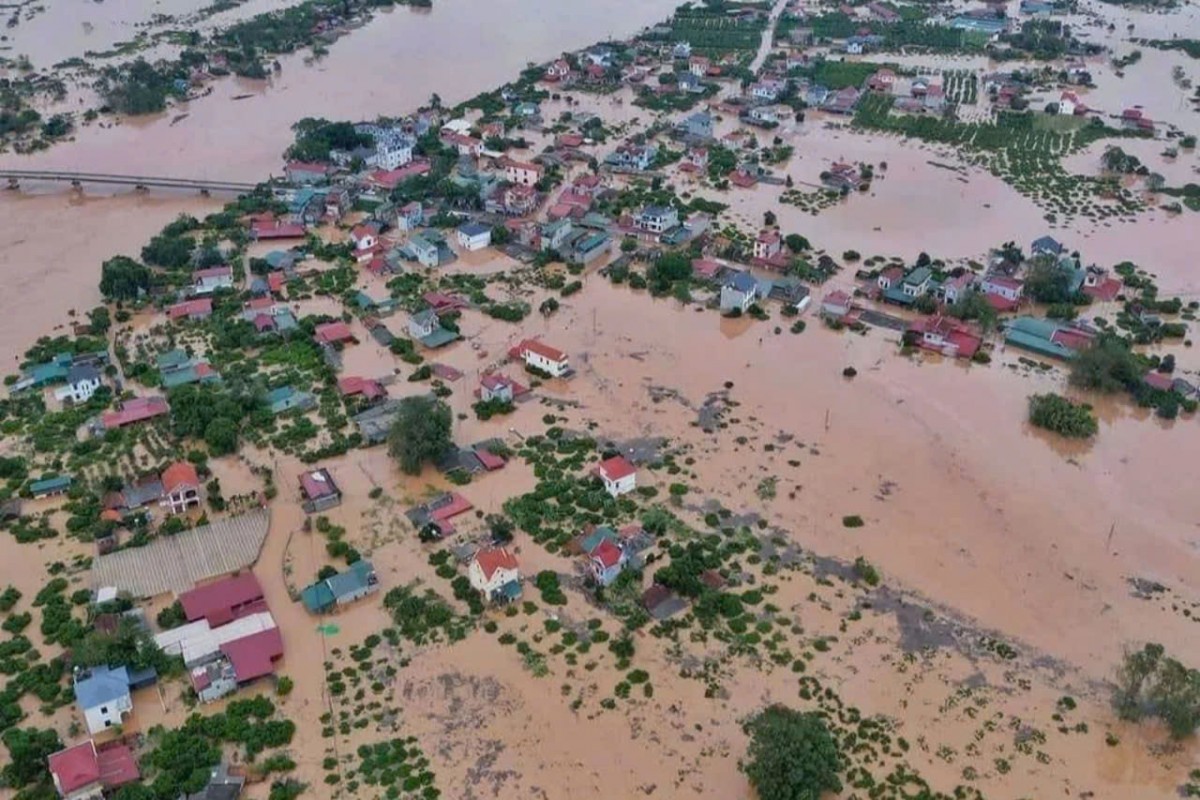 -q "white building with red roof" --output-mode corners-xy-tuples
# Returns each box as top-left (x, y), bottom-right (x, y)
(597, 455), (637, 497)
(509, 338), (571, 377)
(469, 547), (522, 602)
(160, 461), (201, 515)
(503, 157), (544, 186)
(48, 740), (140, 800)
